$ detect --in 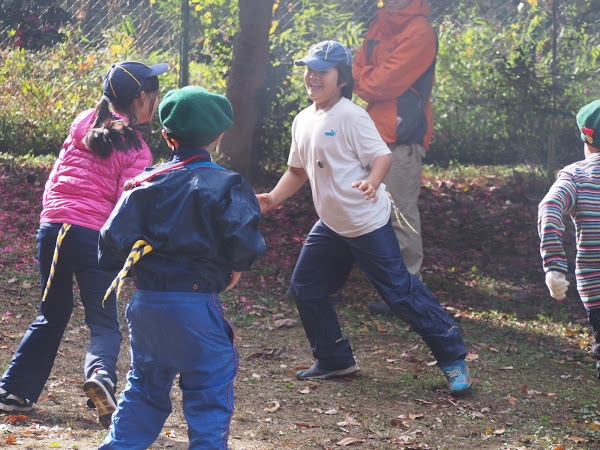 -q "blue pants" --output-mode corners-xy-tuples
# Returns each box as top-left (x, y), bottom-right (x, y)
(100, 290), (238, 450)
(0, 223), (121, 402)
(290, 219), (466, 370)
